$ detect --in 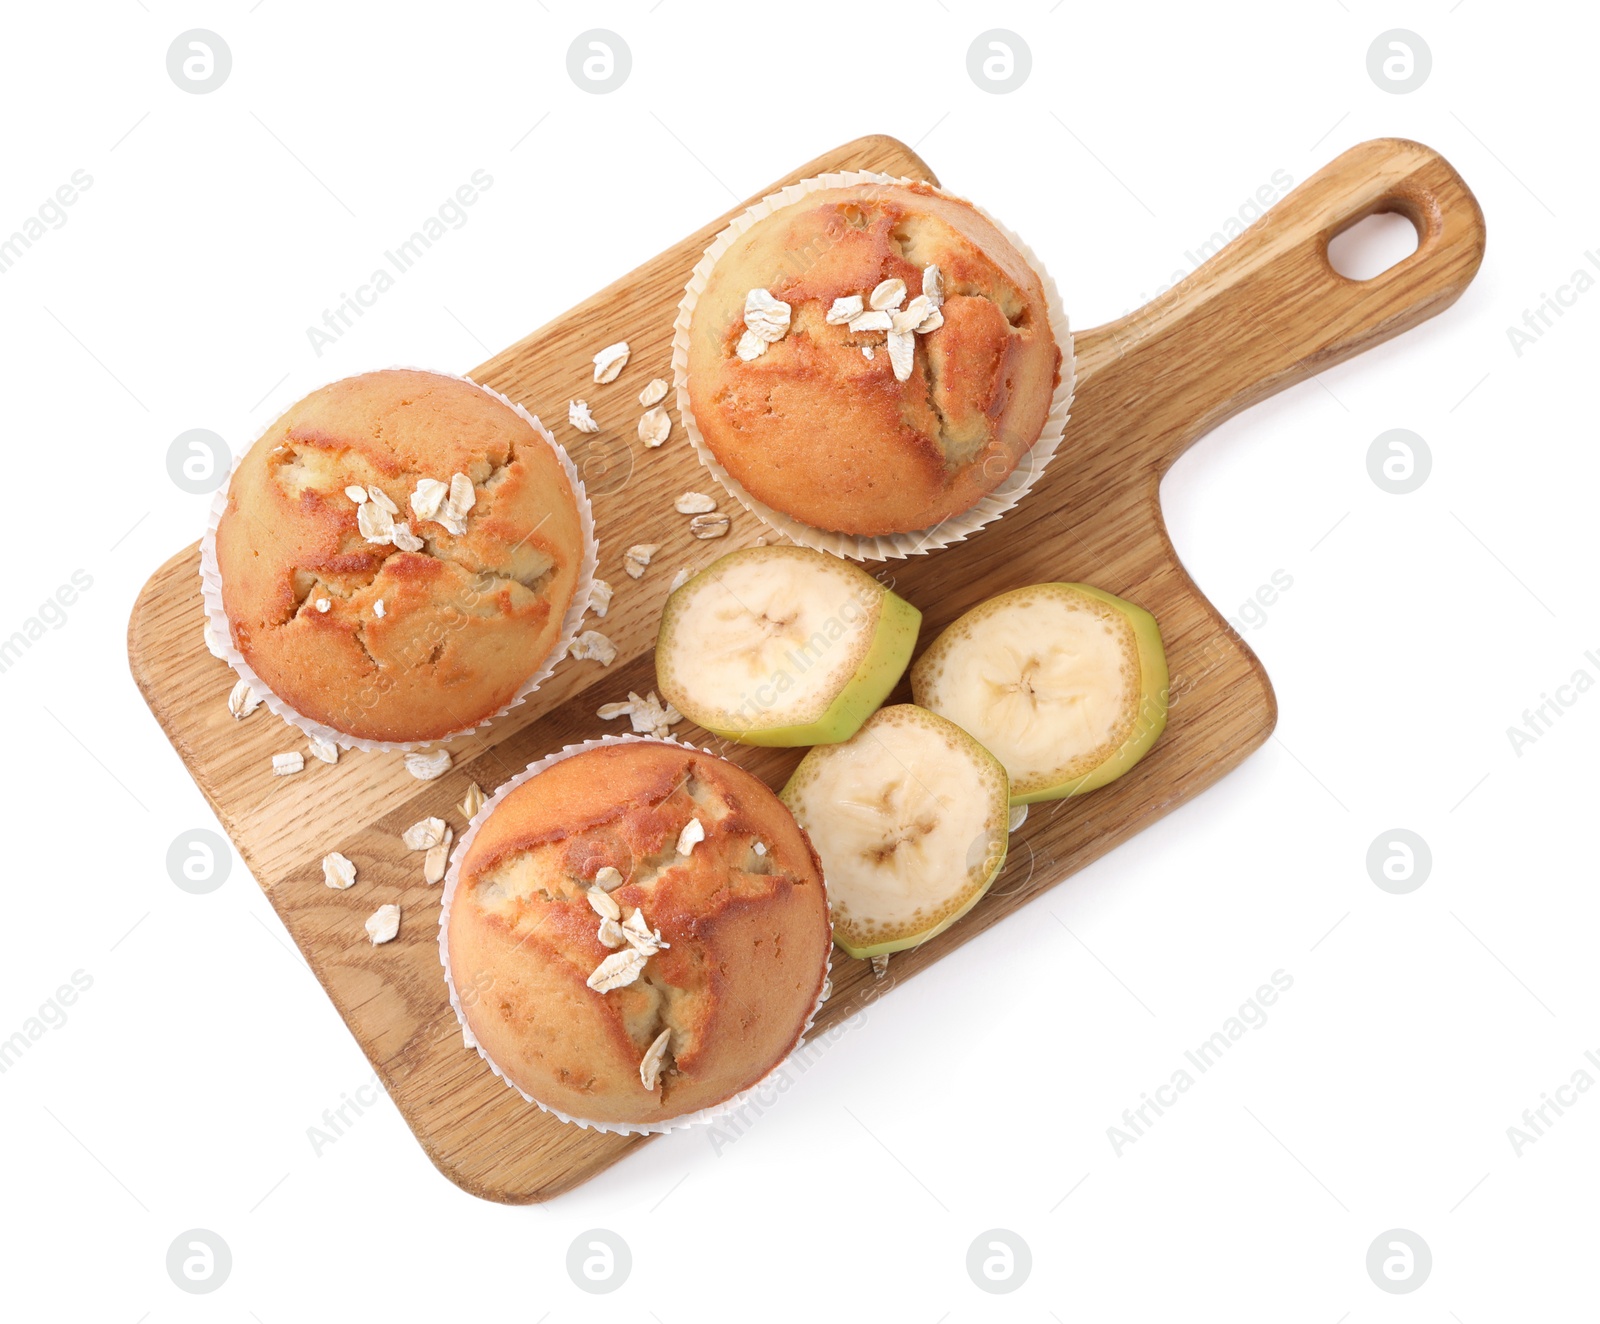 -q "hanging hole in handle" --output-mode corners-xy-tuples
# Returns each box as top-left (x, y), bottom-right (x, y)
(1327, 209), (1422, 281)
